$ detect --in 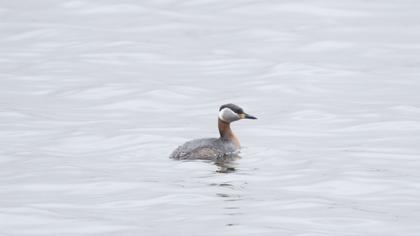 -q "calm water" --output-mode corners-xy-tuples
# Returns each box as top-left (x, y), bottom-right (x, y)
(1, 1), (420, 235)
